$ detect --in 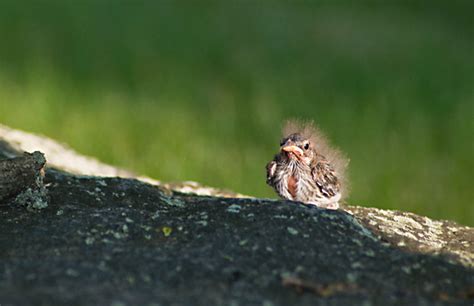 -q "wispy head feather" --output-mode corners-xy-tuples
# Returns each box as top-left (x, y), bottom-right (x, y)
(282, 119), (350, 199)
